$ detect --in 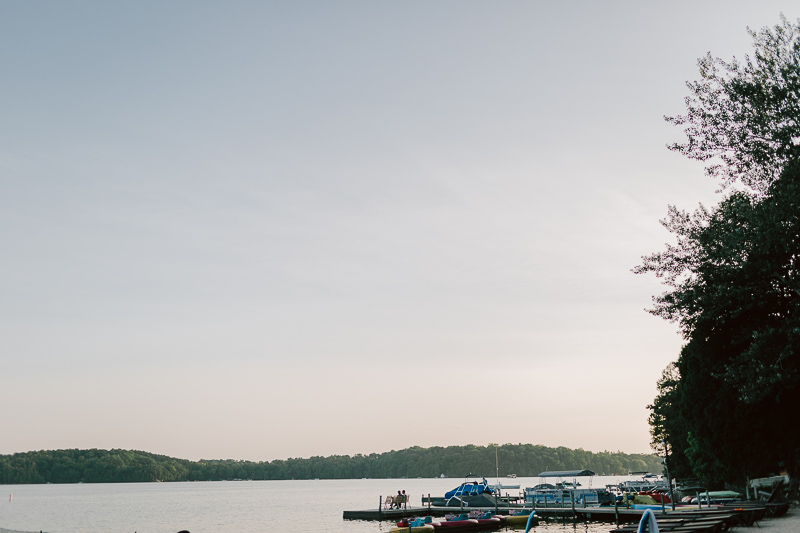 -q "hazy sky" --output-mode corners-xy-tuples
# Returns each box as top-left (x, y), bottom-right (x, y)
(2, 2), (795, 462)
